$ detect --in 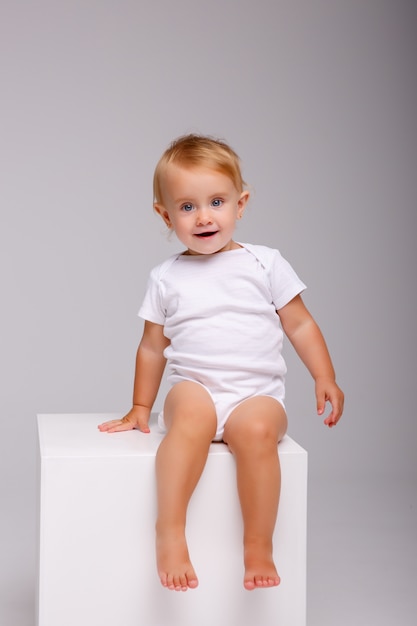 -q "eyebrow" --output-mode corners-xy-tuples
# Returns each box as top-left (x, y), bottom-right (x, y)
(173, 191), (230, 204)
